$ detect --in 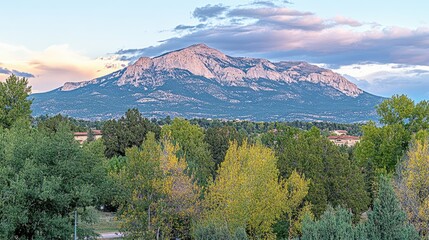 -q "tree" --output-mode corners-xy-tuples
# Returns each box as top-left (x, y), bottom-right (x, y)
(301, 206), (356, 240)
(204, 126), (246, 172)
(116, 132), (163, 239)
(0, 123), (107, 239)
(116, 132), (200, 239)
(0, 75), (32, 129)
(395, 135), (429, 237)
(301, 177), (419, 240)
(263, 126), (369, 218)
(366, 177), (419, 240)
(377, 94), (415, 127)
(36, 114), (86, 133)
(193, 220), (248, 240)
(102, 108), (160, 158)
(355, 122), (409, 174)
(154, 136), (201, 239)
(87, 128), (95, 142)
(202, 141), (310, 239)
(162, 118), (213, 187)
(355, 95), (429, 202)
